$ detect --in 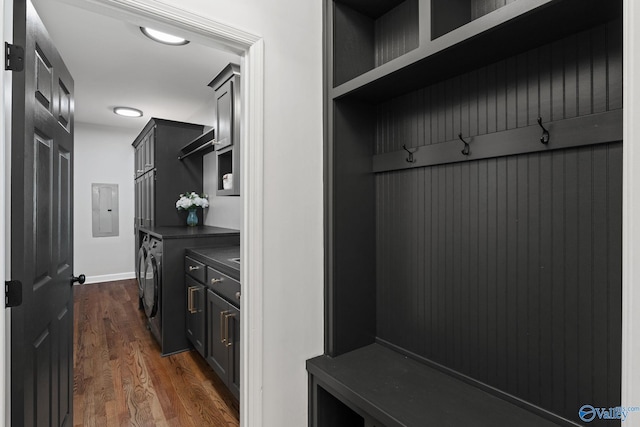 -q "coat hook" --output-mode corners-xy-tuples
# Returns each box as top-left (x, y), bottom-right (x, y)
(458, 133), (470, 155)
(402, 144), (417, 163)
(537, 117), (550, 144)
